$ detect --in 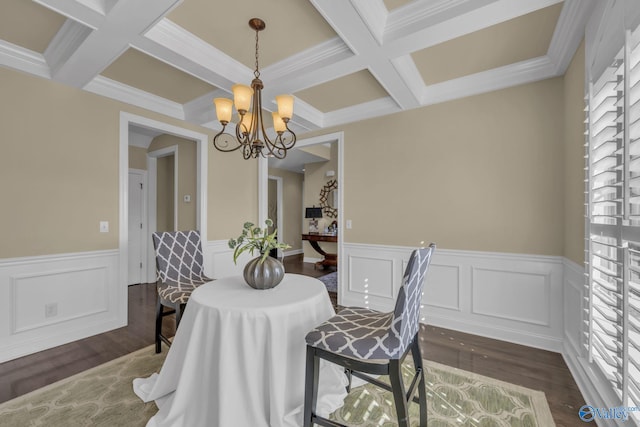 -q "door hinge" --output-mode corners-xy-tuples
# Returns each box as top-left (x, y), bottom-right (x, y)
(140, 223), (143, 229)
(140, 183), (143, 190)
(140, 262), (143, 269)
